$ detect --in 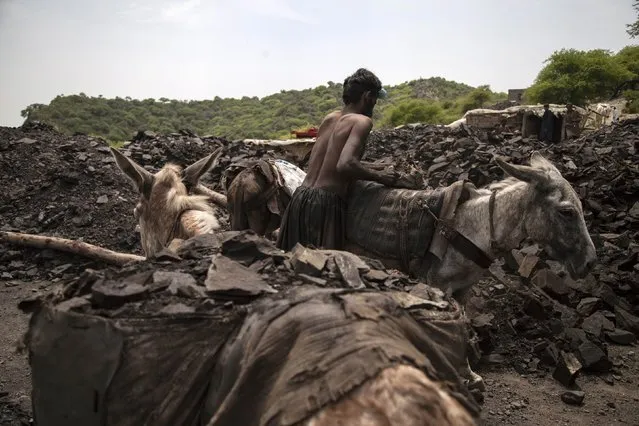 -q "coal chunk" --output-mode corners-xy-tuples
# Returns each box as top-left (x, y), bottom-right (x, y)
(291, 244), (328, 276)
(553, 351), (582, 386)
(576, 297), (601, 316)
(577, 341), (612, 372)
(561, 390), (585, 406)
(581, 312), (615, 338)
(205, 254), (277, 298)
(92, 279), (149, 308)
(605, 329), (637, 345)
